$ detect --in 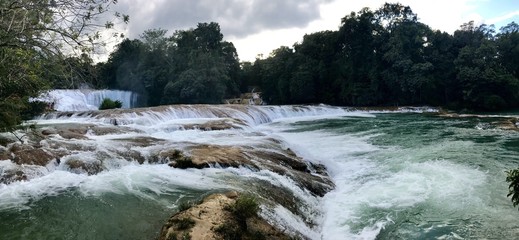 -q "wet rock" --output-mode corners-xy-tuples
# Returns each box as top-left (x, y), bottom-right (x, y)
(182, 119), (244, 131)
(0, 146), (10, 160)
(0, 136), (15, 146)
(12, 148), (55, 166)
(117, 149), (146, 164)
(65, 159), (103, 175)
(114, 137), (166, 148)
(495, 118), (518, 131)
(249, 150), (308, 172)
(57, 129), (88, 140)
(187, 145), (253, 168)
(0, 169), (27, 184)
(169, 144), (334, 197)
(89, 125), (142, 136)
(9, 143), (34, 153)
(41, 129), (57, 135)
